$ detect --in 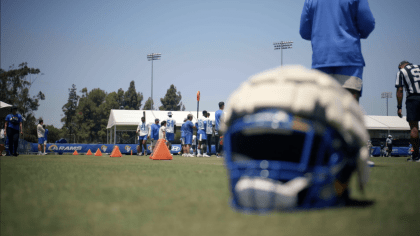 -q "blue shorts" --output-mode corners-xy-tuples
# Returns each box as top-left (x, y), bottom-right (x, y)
(139, 136), (147, 144)
(185, 134), (193, 145)
(38, 138), (44, 144)
(166, 133), (175, 141)
(316, 66), (363, 96)
(197, 131), (207, 141)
